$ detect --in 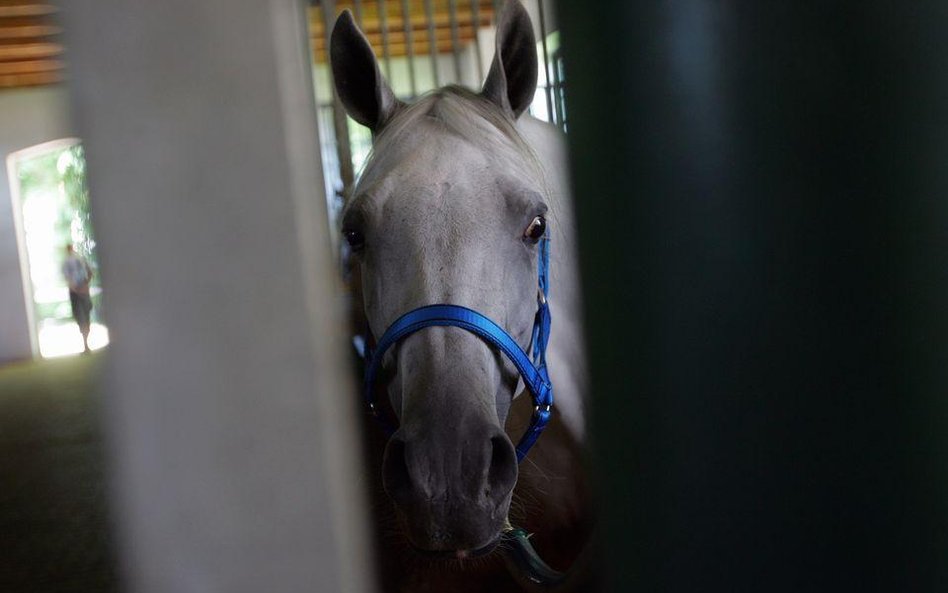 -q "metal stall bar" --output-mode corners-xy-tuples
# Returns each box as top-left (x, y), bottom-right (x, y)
(424, 0), (440, 87)
(447, 0), (463, 83)
(322, 0), (356, 195)
(401, 0), (417, 97)
(536, 0), (554, 122)
(376, 0), (393, 81)
(551, 49), (566, 131)
(353, 0), (364, 28)
(470, 0), (484, 83)
(65, 1), (376, 592)
(556, 0), (948, 591)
